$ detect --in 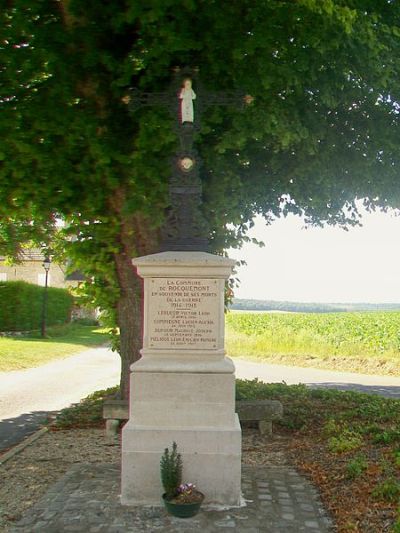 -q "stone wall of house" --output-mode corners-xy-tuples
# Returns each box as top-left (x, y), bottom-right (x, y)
(0, 260), (69, 288)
